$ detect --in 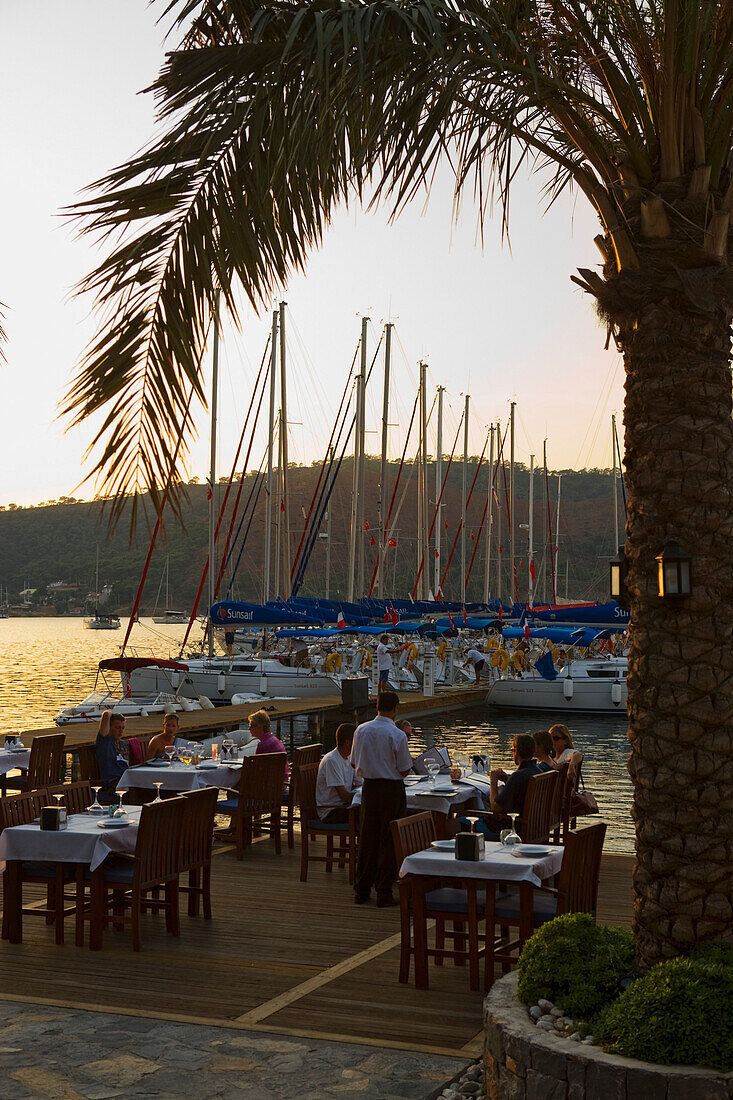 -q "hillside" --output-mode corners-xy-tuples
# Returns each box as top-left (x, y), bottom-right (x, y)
(0, 460), (622, 613)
